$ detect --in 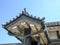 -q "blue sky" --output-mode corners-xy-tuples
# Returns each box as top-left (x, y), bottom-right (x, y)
(0, 0), (60, 44)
